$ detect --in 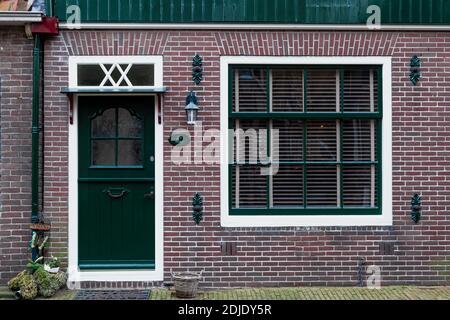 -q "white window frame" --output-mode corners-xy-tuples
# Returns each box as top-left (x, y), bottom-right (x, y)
(220, 56), (392, 227)
(68, 56), (162, 89)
